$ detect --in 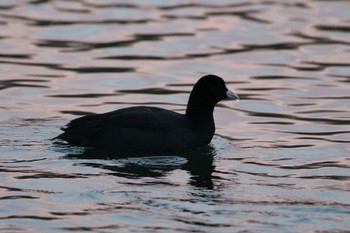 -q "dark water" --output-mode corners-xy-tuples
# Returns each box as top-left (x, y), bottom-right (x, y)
(1, 0), (350, 232)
